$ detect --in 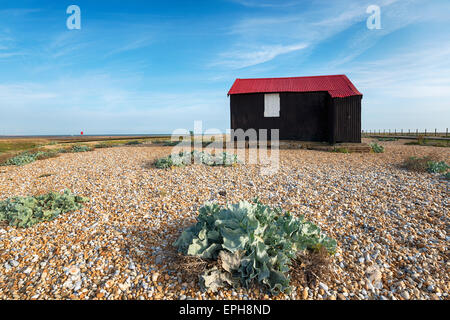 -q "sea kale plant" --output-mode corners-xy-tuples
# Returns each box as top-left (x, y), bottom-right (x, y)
(154, 151), (239, 169)
(426, 161), (449, 173)
(71, 145), (92, 153)
(370, 142), (385, 153)
(173, 200), (337, 294)
(0, 189), (88, 228)
(2, 150), (59, 166)
(2, 152), (40, 166)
